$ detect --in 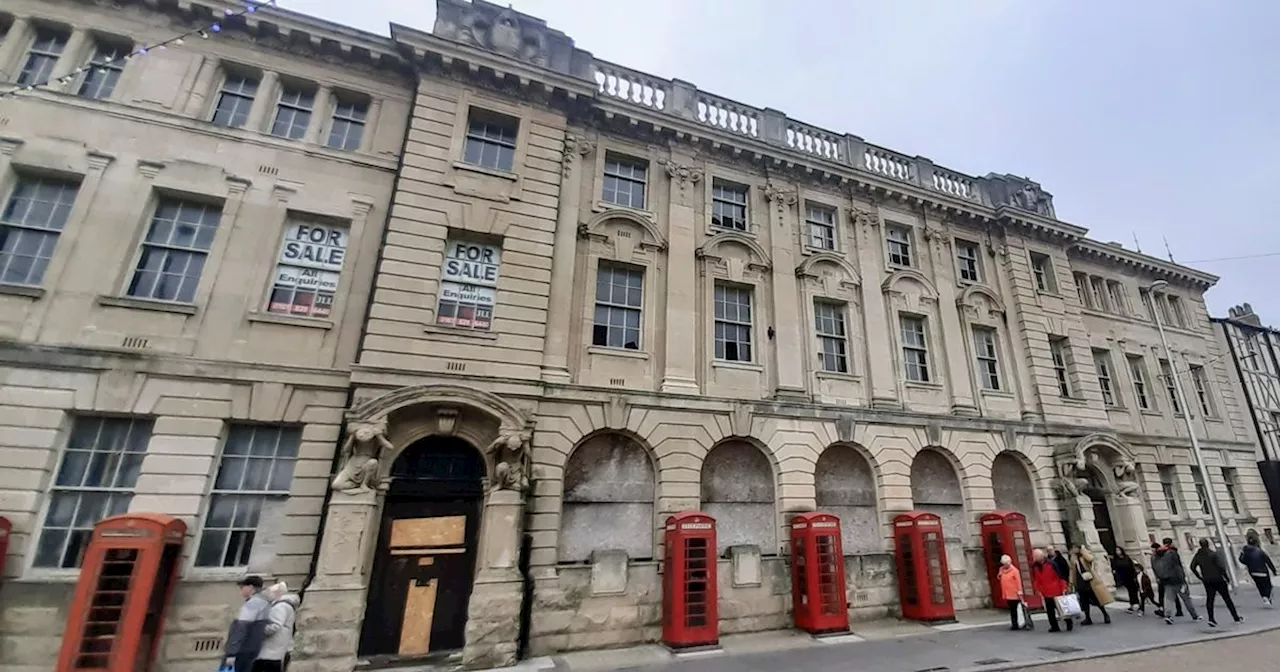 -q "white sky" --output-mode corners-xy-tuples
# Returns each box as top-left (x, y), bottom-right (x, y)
(288, 0), (1280, 322)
